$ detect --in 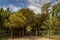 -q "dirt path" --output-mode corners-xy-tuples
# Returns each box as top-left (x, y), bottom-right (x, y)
(8, 37), (57, 40)
(8, 38), (55, 40)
